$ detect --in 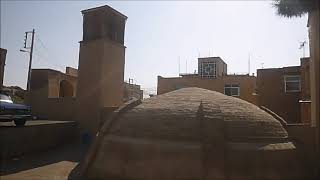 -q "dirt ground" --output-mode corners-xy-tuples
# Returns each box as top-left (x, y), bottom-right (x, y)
(0, 143), (88, 180)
